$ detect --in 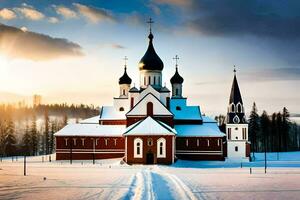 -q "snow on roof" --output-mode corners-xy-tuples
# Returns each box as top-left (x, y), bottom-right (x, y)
(171, 105), (202, 120)
(175, 123), (225, 137)
(54, 124), (126, 137)
(124, 116), (176, 136)
(100, 106), (126, 120)
(202, 116), (217, 123)
(80, 116), (100, 124)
